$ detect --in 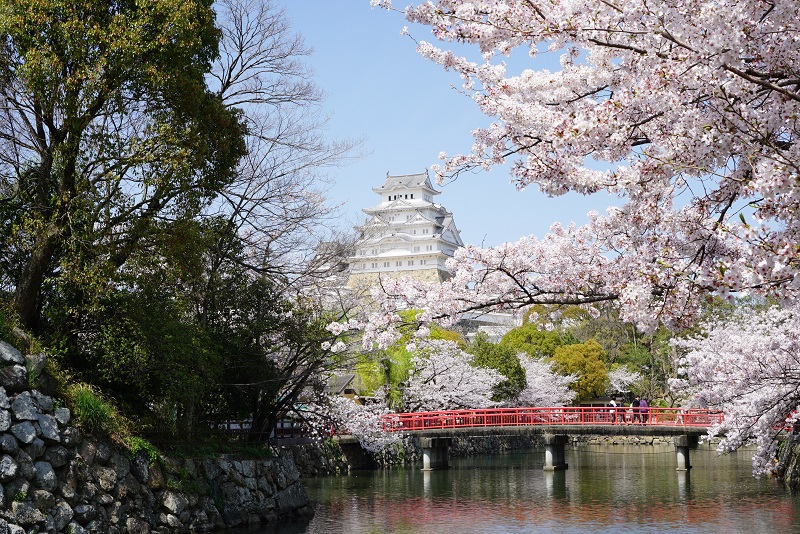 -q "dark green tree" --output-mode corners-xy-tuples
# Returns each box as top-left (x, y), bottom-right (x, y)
(551, 340), (608, 401)
(468, 332), (526, 402)
(0, 0), (246, 332)
(499, 323), (576, 359)
(1, 0), (357, 444)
